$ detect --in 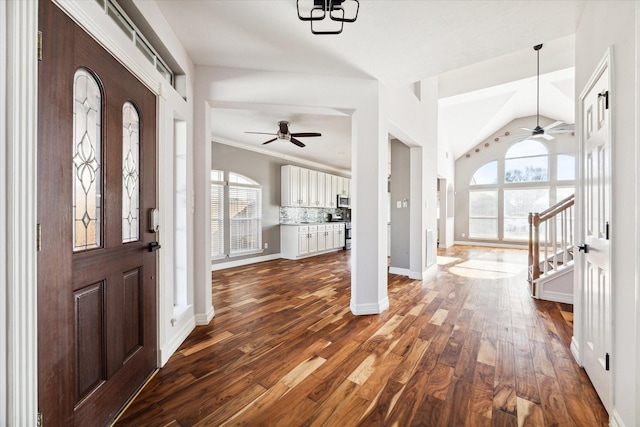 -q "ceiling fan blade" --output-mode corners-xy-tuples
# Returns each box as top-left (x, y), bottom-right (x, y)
(548, 129), (574, 134)
(290, 137), (306, 147)
(290, 132), (322, 137)
(539, 133), (554, 140)
(246, 131), (277, 135)
(261, 137), (278, 145)
(520, 127), (535, 132)
(543, 120), (564, 130)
